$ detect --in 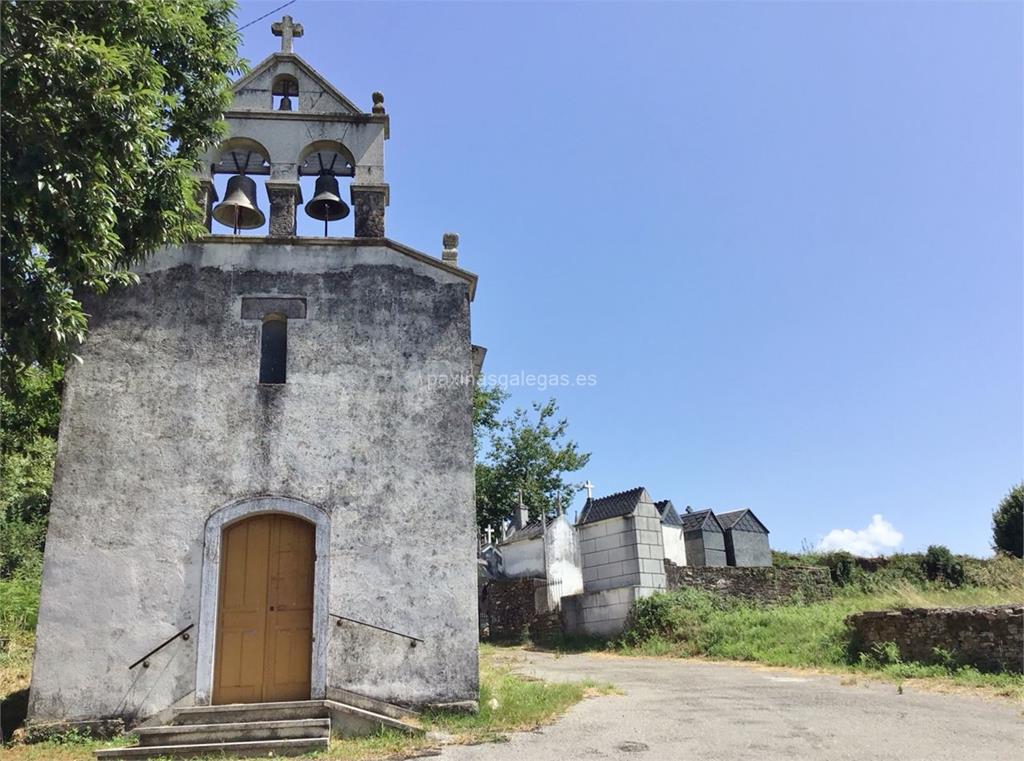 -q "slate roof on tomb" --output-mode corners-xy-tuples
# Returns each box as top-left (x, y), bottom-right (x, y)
(716, 509), (770, 534)
(654, 499), (683, 527)
(501, 516), (554, 545)
(680, 508), (724, 534)
(577, 487), (653, 525)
